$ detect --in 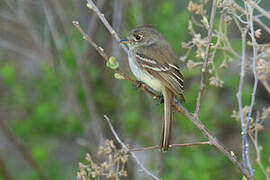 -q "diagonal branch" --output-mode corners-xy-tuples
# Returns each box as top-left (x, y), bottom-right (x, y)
(233, 2), (270, 34)
(86, 0), (128, 53)
(247, 0), (270, 20)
